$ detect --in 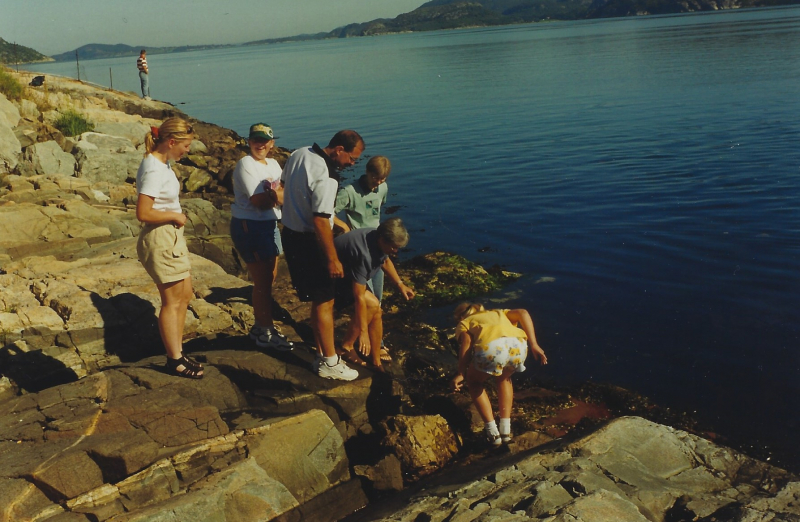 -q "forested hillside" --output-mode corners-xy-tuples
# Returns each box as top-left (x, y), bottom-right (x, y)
(0, 38), (51, 64)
